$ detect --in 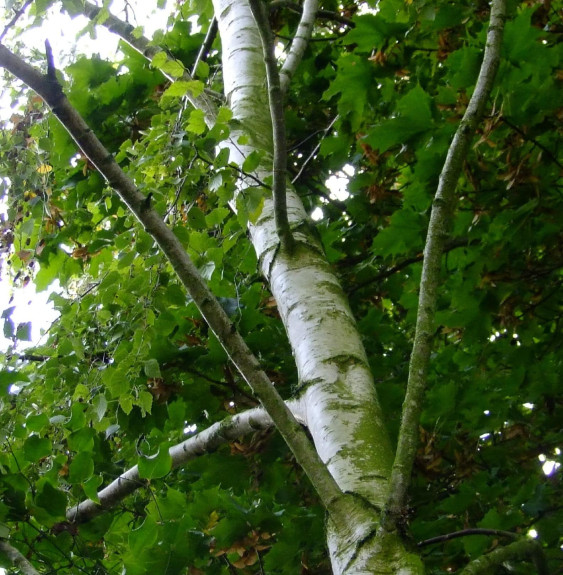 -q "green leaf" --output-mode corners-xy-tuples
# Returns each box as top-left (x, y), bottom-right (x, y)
(242, 150), (261, 173)
(82, 475), (103, 503)
(0, 371), (29, 396)
(129, 516), (158, 555)
(35, 480), (67, 520)
(119, 395), (134, 415)
(159, 59), (186, 78)
(23, 436), (51, 462)
(187, 109), (206, 134)
(25, 413), (49, 432)
(144, 358), (161, 379)
(69, 451), (94, 484)
(365, 86), (433, 152)
(138, 447), (172, 480)
(161, 80), (204, 99)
